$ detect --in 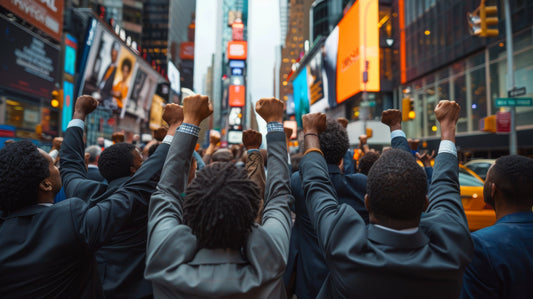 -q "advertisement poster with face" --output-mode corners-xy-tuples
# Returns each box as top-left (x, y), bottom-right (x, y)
(112, 48), (136, 115)
(123, 64), (158, 120)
